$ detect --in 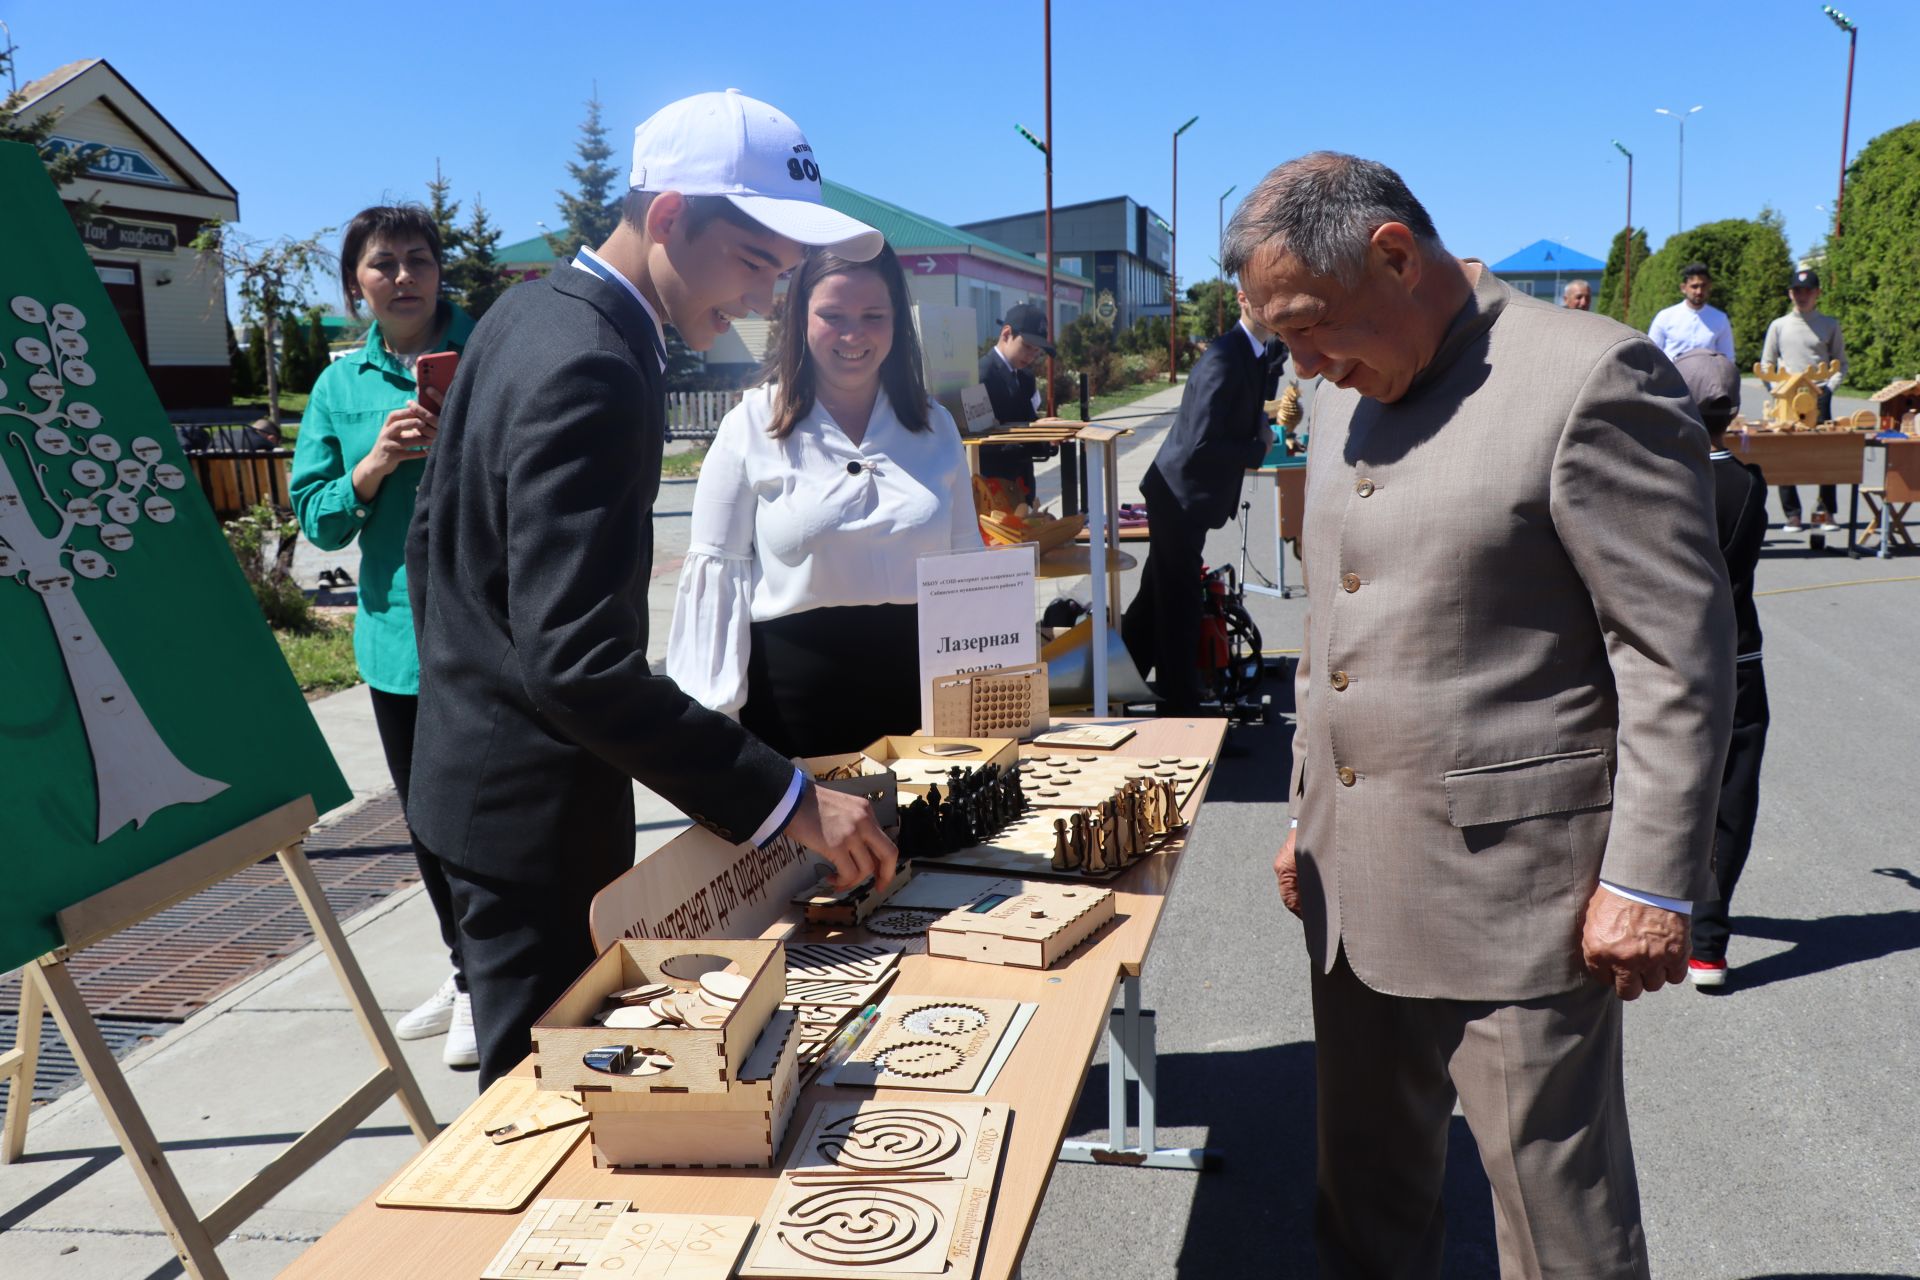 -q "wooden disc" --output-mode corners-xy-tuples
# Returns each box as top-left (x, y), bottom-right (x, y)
(700, 971), (751, 1003)
(603, 1005), (665, 1030)
(669, 992), (729, 1028)
(609, 982), (674, 1004)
